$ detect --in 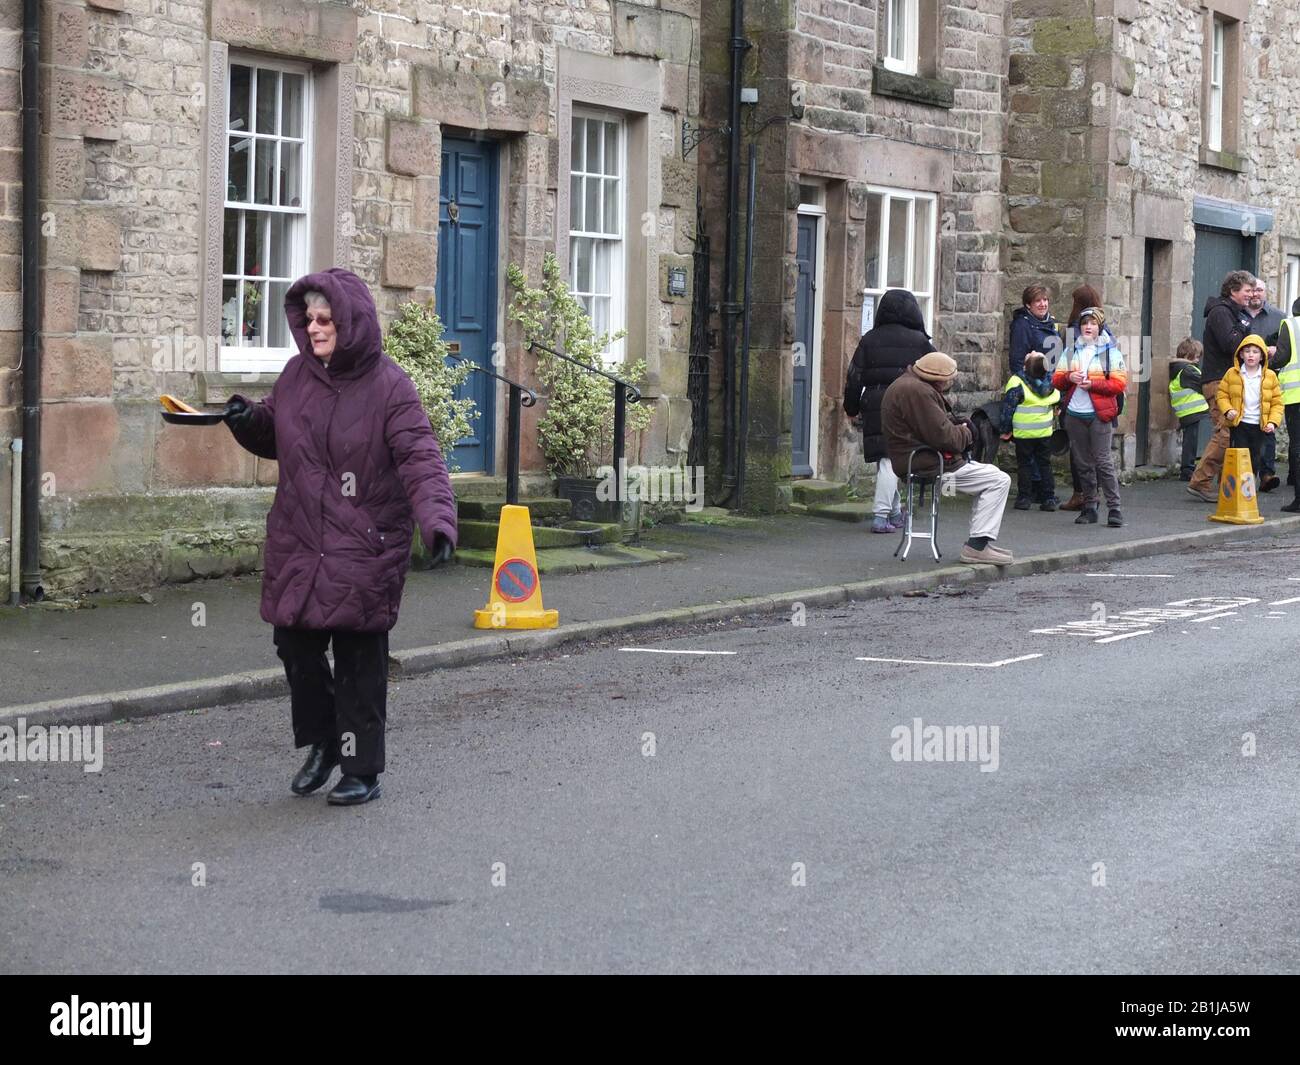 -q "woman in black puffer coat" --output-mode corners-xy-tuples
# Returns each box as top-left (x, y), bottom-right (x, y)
(843, 289), (936, 533)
